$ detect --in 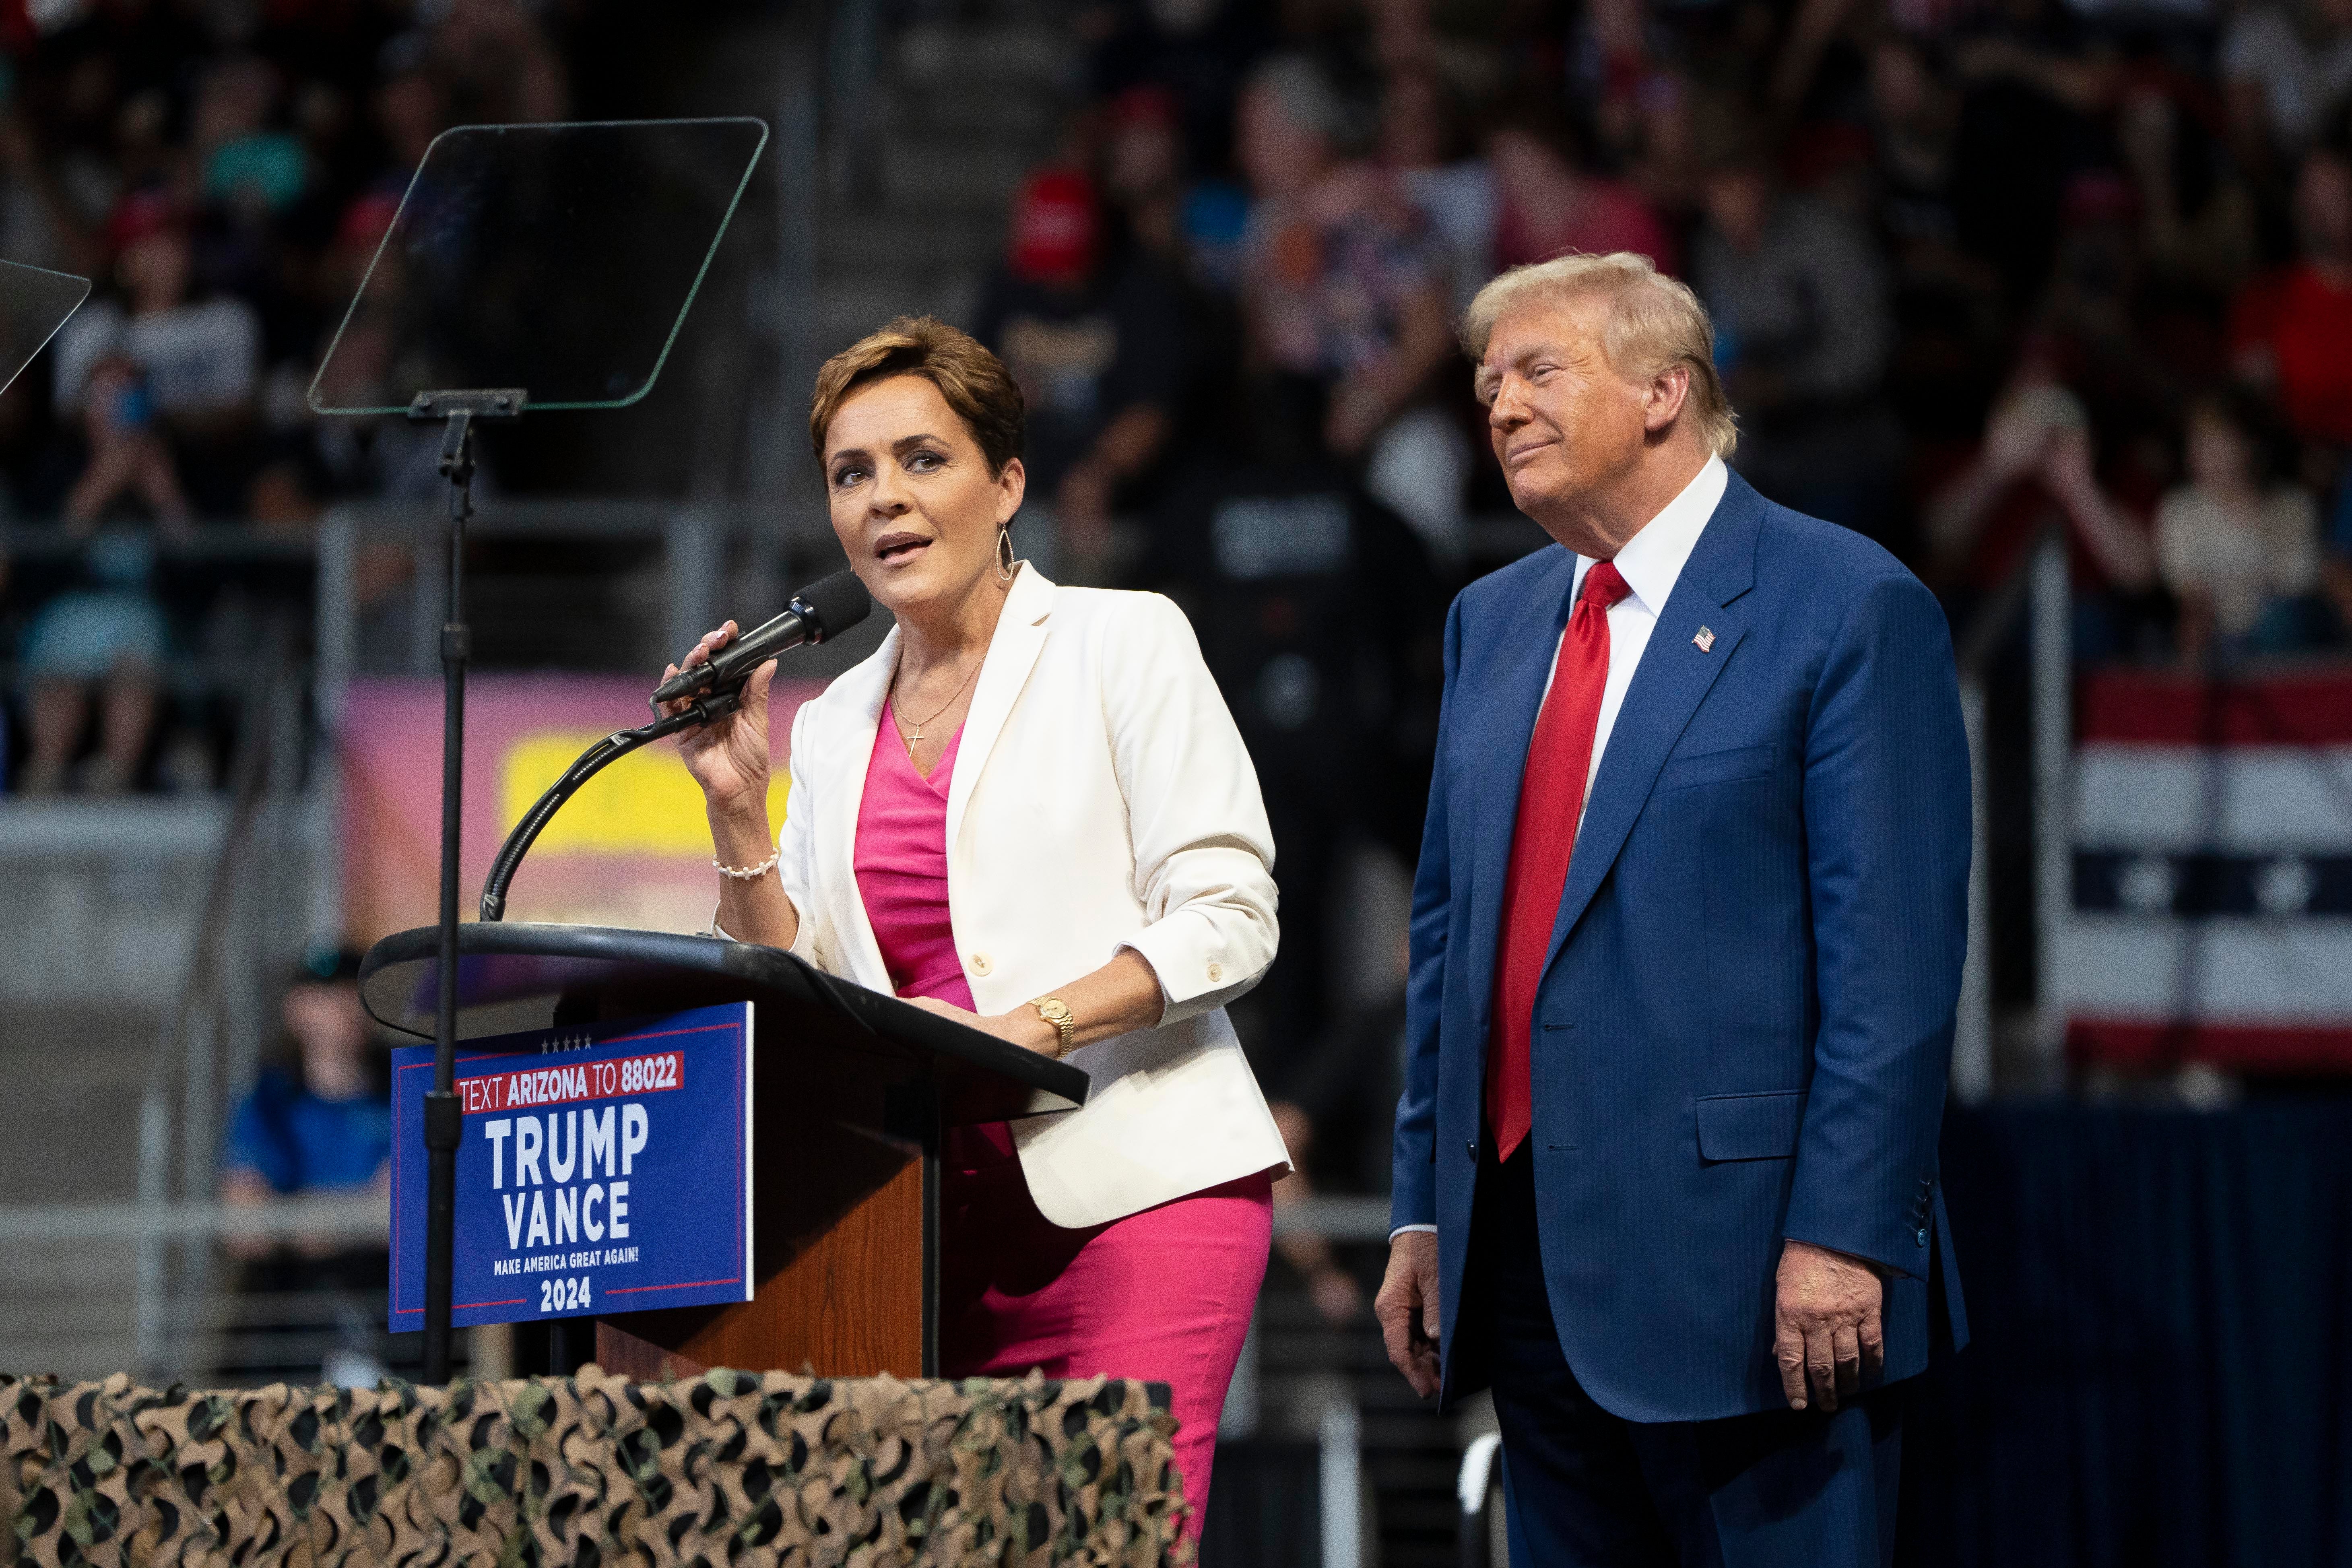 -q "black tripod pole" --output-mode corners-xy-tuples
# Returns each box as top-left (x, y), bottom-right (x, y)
(421, 405), (476, 1385)
(402, 389), (520, 1382)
